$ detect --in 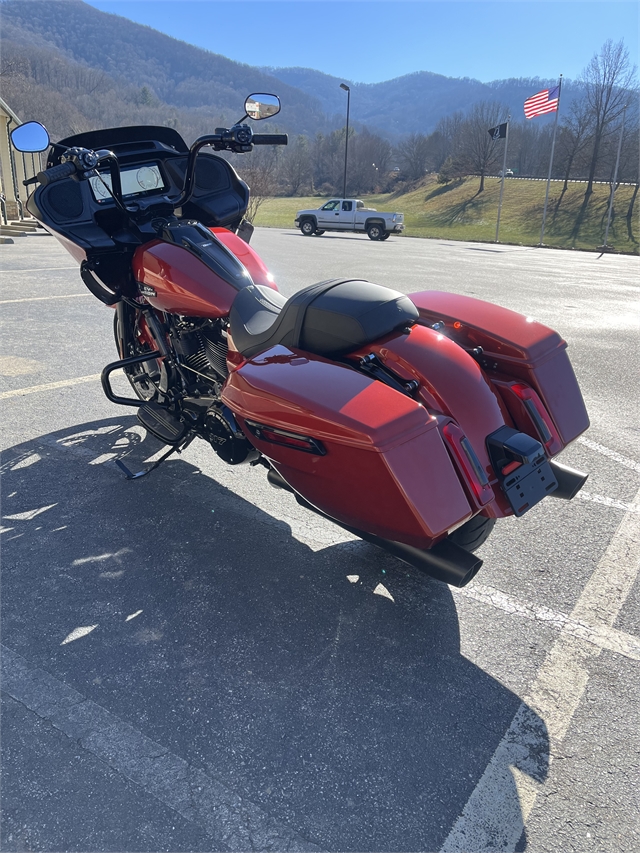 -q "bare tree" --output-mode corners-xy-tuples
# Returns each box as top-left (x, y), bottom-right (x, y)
(279, 135), (312, 195)
(395, 133), (430, 181)
(556, 97), (594, 188)
(236, 147), (280, 223)
(580, 39), (637, 196)
(458, 101), (507, 192)
(348, 129), (392, 193)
